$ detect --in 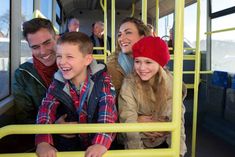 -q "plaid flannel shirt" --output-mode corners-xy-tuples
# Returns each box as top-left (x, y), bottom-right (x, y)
(35, 71), (117, 149)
